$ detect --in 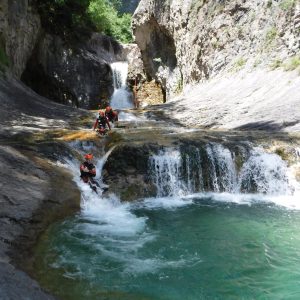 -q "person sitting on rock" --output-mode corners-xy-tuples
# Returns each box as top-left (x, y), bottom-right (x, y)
(80, 153), (96, 183)
(93, 111), (111, 135)
(105, 106), (118, 123)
